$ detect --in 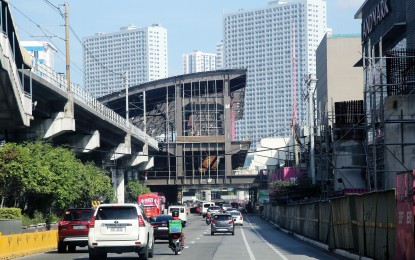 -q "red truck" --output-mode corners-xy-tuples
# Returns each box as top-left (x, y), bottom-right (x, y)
(138, 192), (166, 218)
